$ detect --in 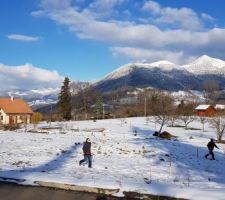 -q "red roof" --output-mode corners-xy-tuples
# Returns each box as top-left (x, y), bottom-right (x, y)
(0, 98), (33, 114)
